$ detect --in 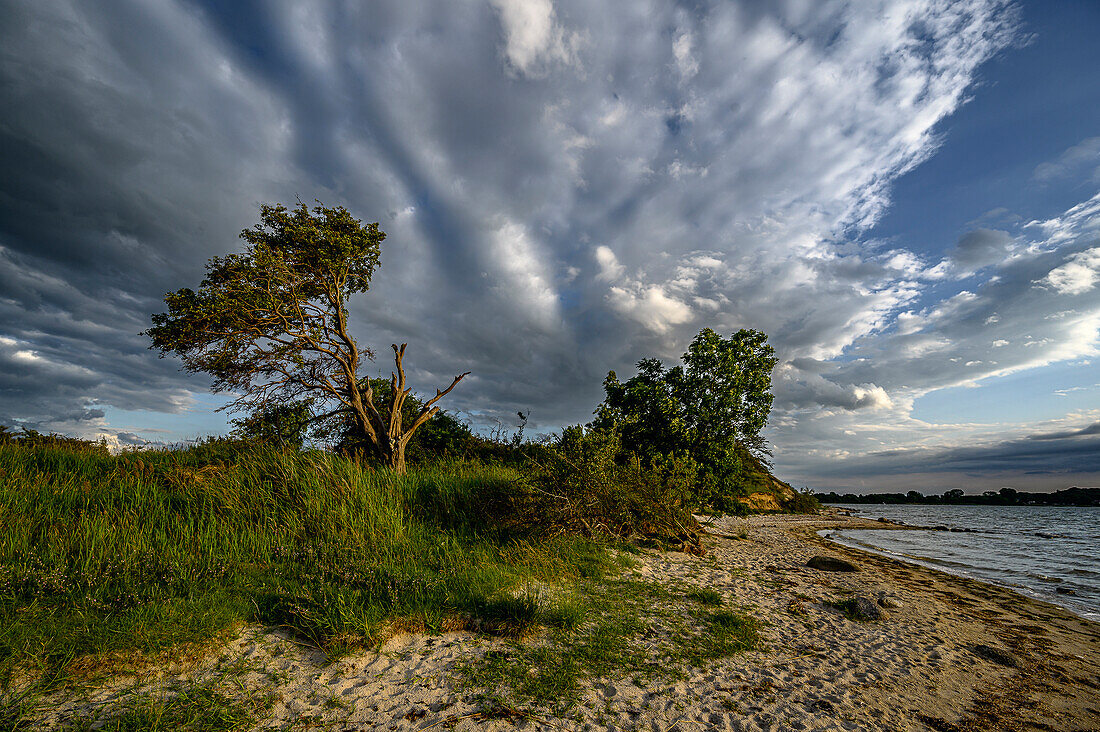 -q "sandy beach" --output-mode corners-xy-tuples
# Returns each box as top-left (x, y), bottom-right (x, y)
(29, 511), (1100, 731)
